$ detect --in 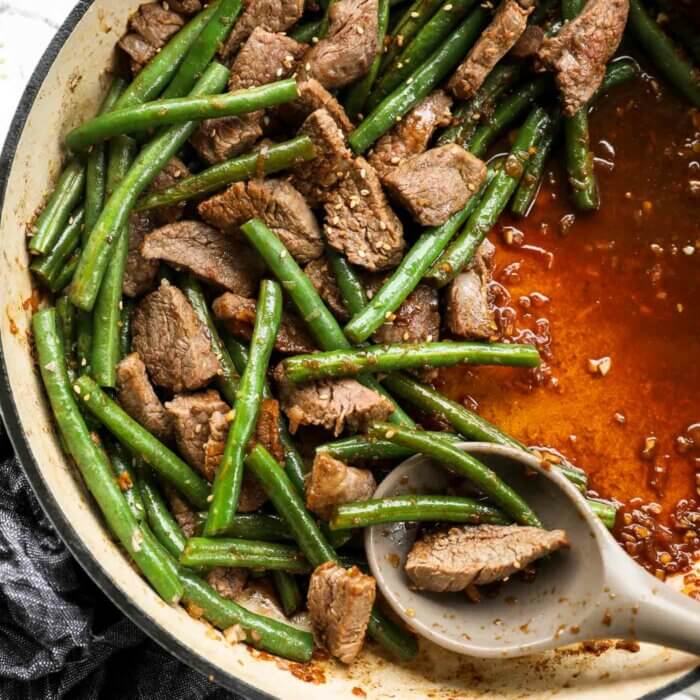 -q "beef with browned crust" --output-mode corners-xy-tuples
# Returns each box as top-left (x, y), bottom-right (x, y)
(207, 567), (249, 602)
(165, 485), (199, 538)
(373, 284), (440, 345)
(123, 212), (159, 298)
(168, 0), (202, 13)
(304, 258), (349, 321)
(275, 79), (354, 134)
(148, 157), (191, 225)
